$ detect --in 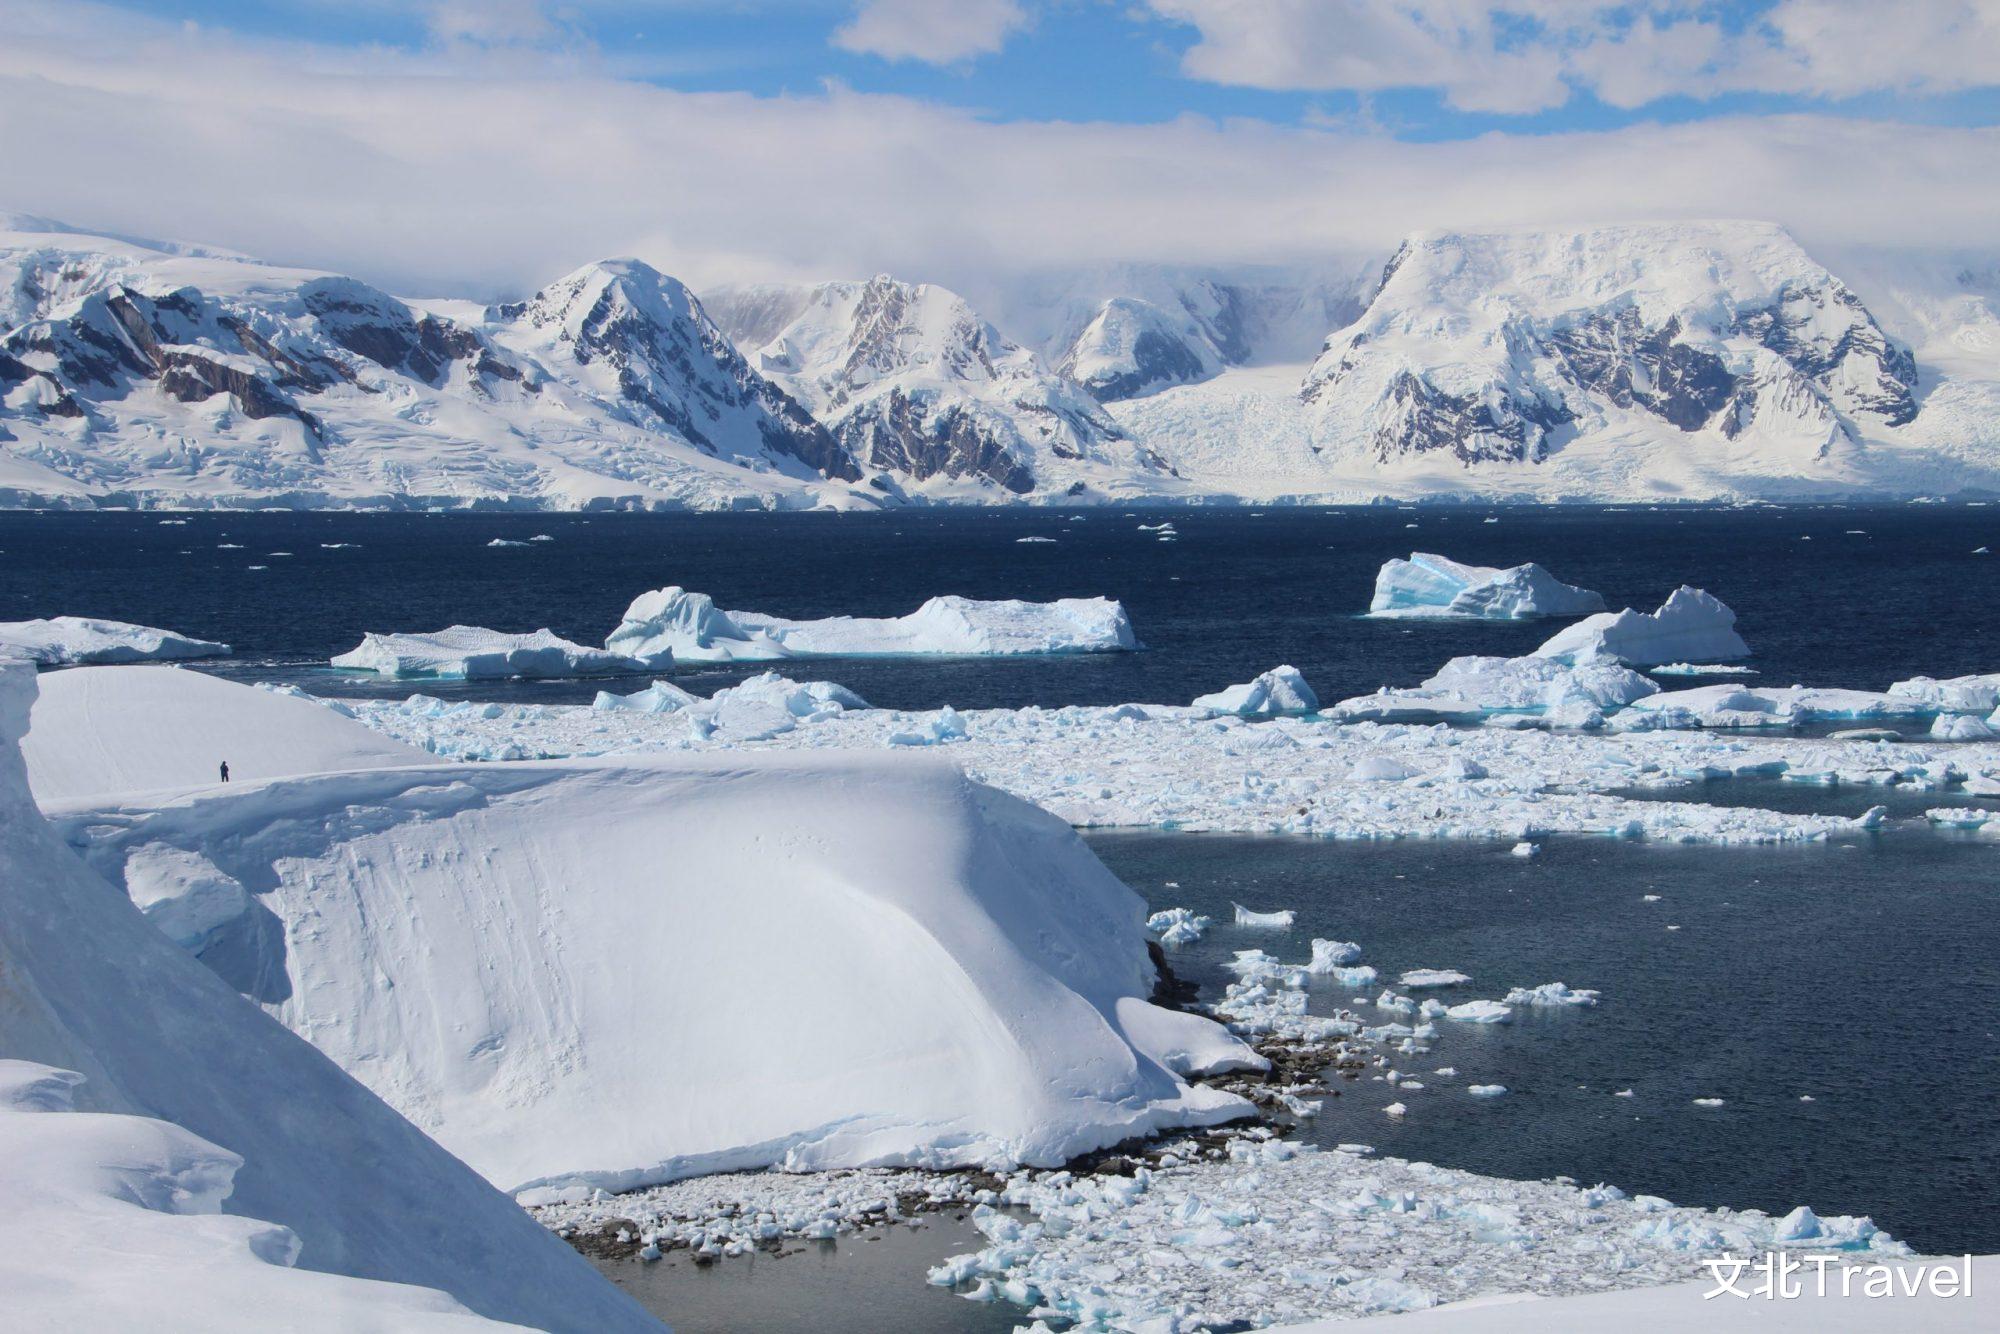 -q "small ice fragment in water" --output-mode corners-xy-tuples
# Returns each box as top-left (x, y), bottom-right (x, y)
(1467, 1085), (1507, 1097)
